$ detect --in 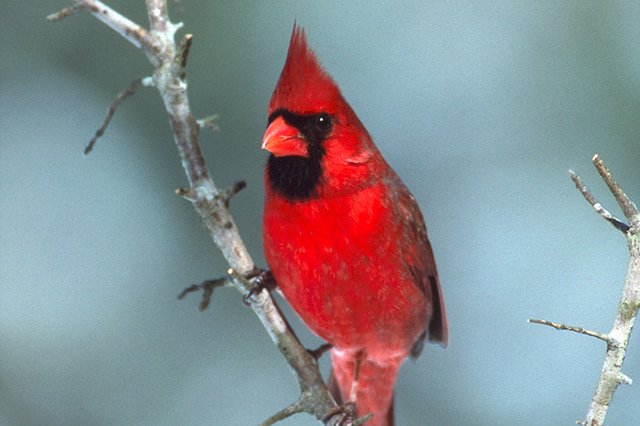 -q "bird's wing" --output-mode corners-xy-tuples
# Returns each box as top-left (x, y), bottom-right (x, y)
(394, 177), (449, 355)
